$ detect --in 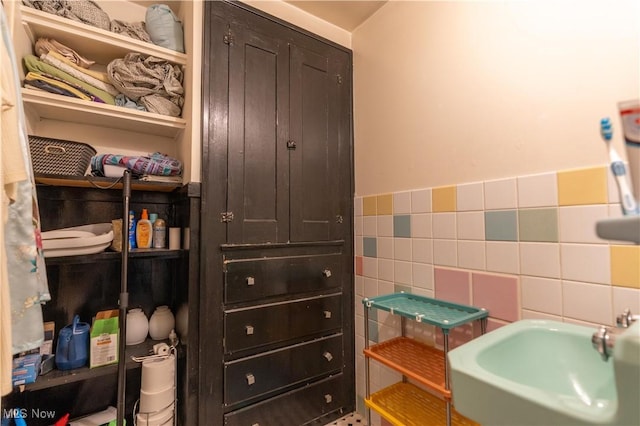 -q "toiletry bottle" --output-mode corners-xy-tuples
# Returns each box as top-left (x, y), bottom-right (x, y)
(136, 209), (153, 249)
(149, 213), (158, 247)
(128, 210), (137, 249)
(153, 217), (167, 249)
